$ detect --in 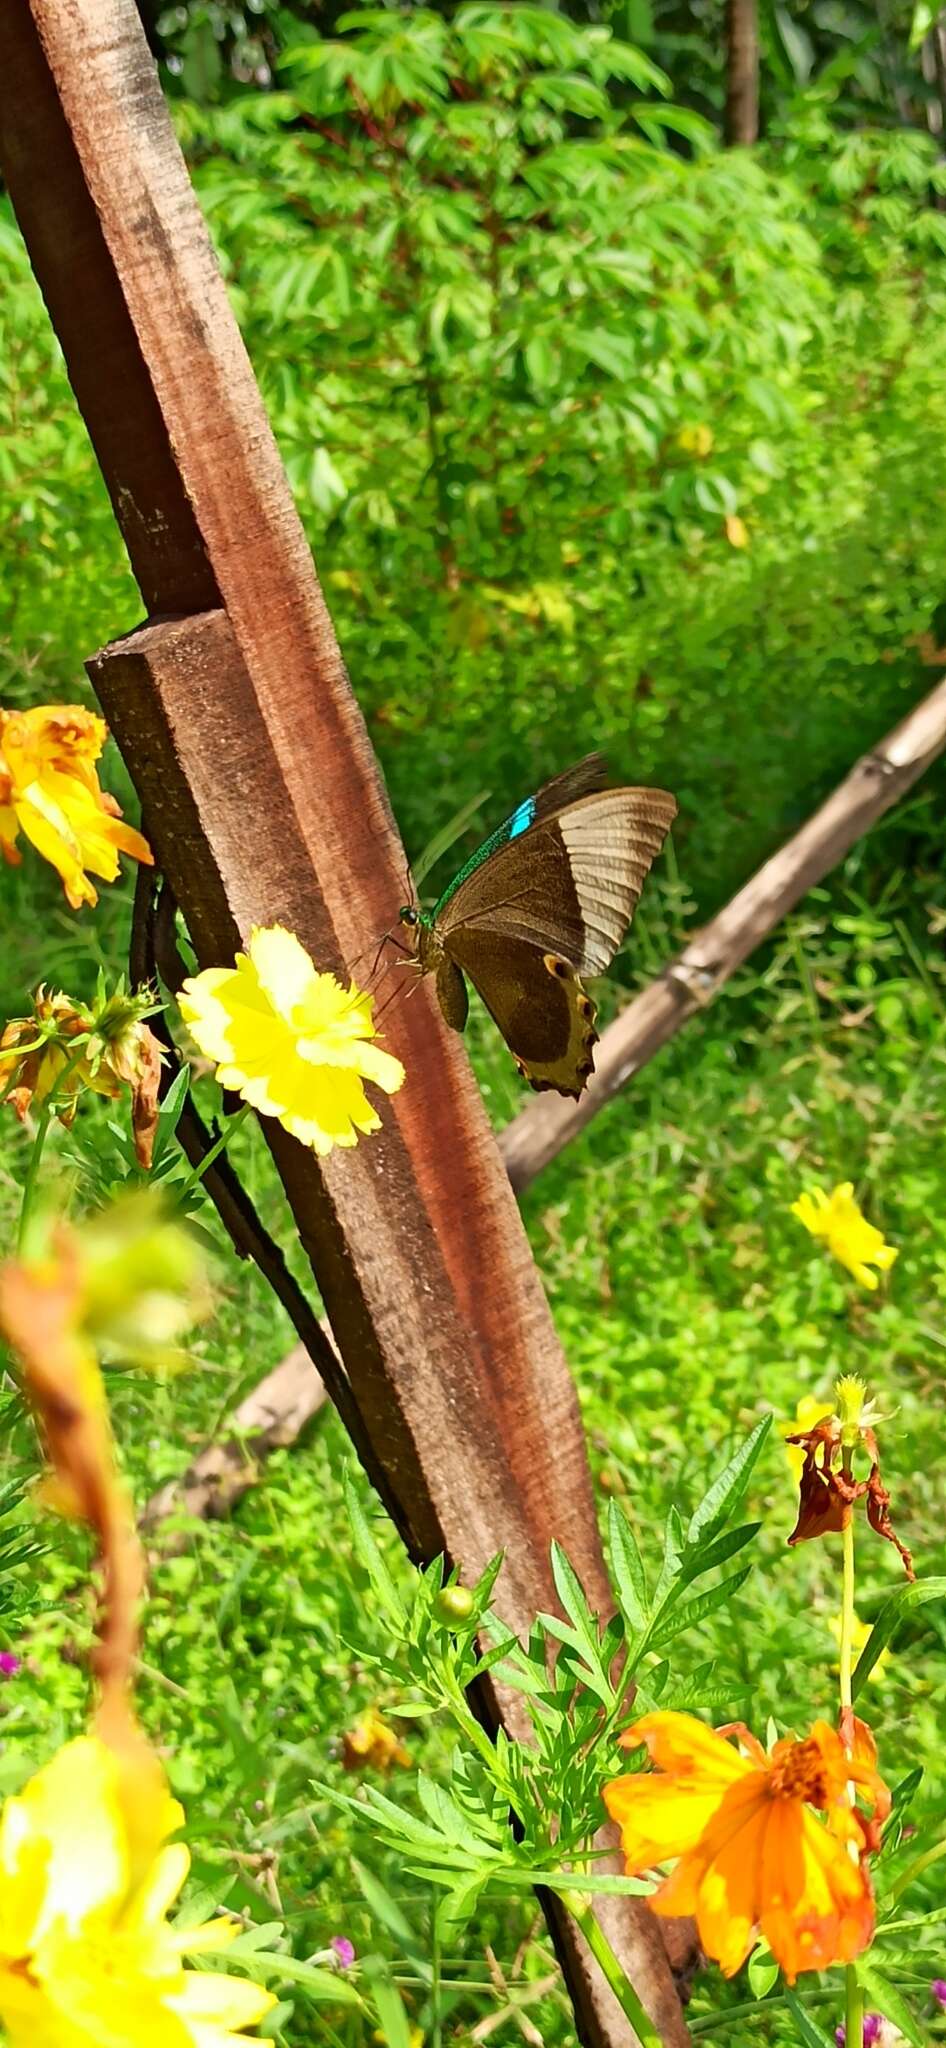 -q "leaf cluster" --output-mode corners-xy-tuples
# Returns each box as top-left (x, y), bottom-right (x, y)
(331, 1419), (771, 1935)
